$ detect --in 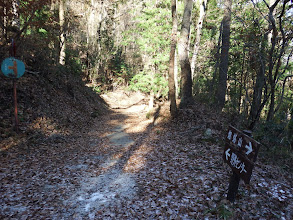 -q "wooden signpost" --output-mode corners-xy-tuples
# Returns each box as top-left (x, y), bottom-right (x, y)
(223, 125), (260, 201)
(0, 40), (25, 132)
